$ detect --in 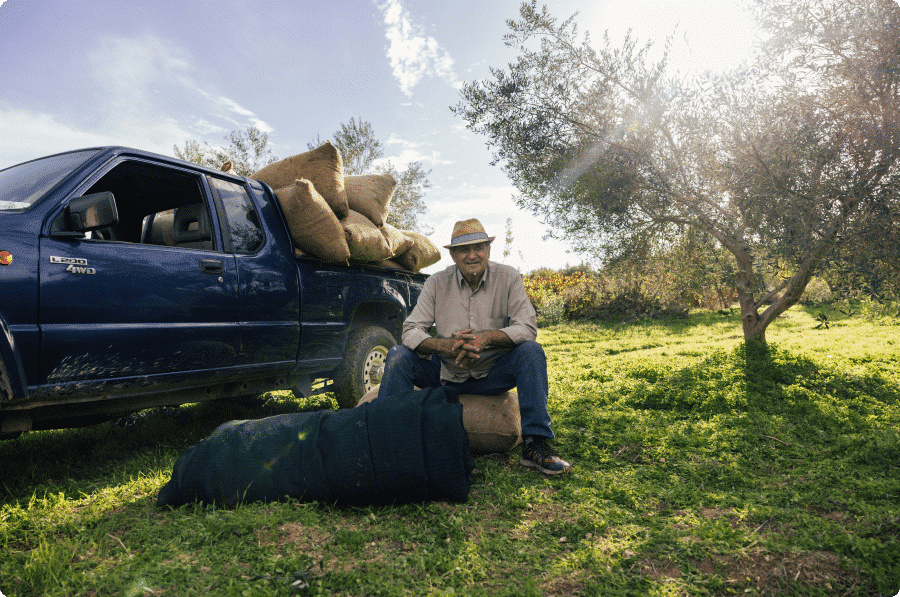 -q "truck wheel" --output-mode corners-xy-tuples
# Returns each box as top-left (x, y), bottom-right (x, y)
(334, 326), (396, 409)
